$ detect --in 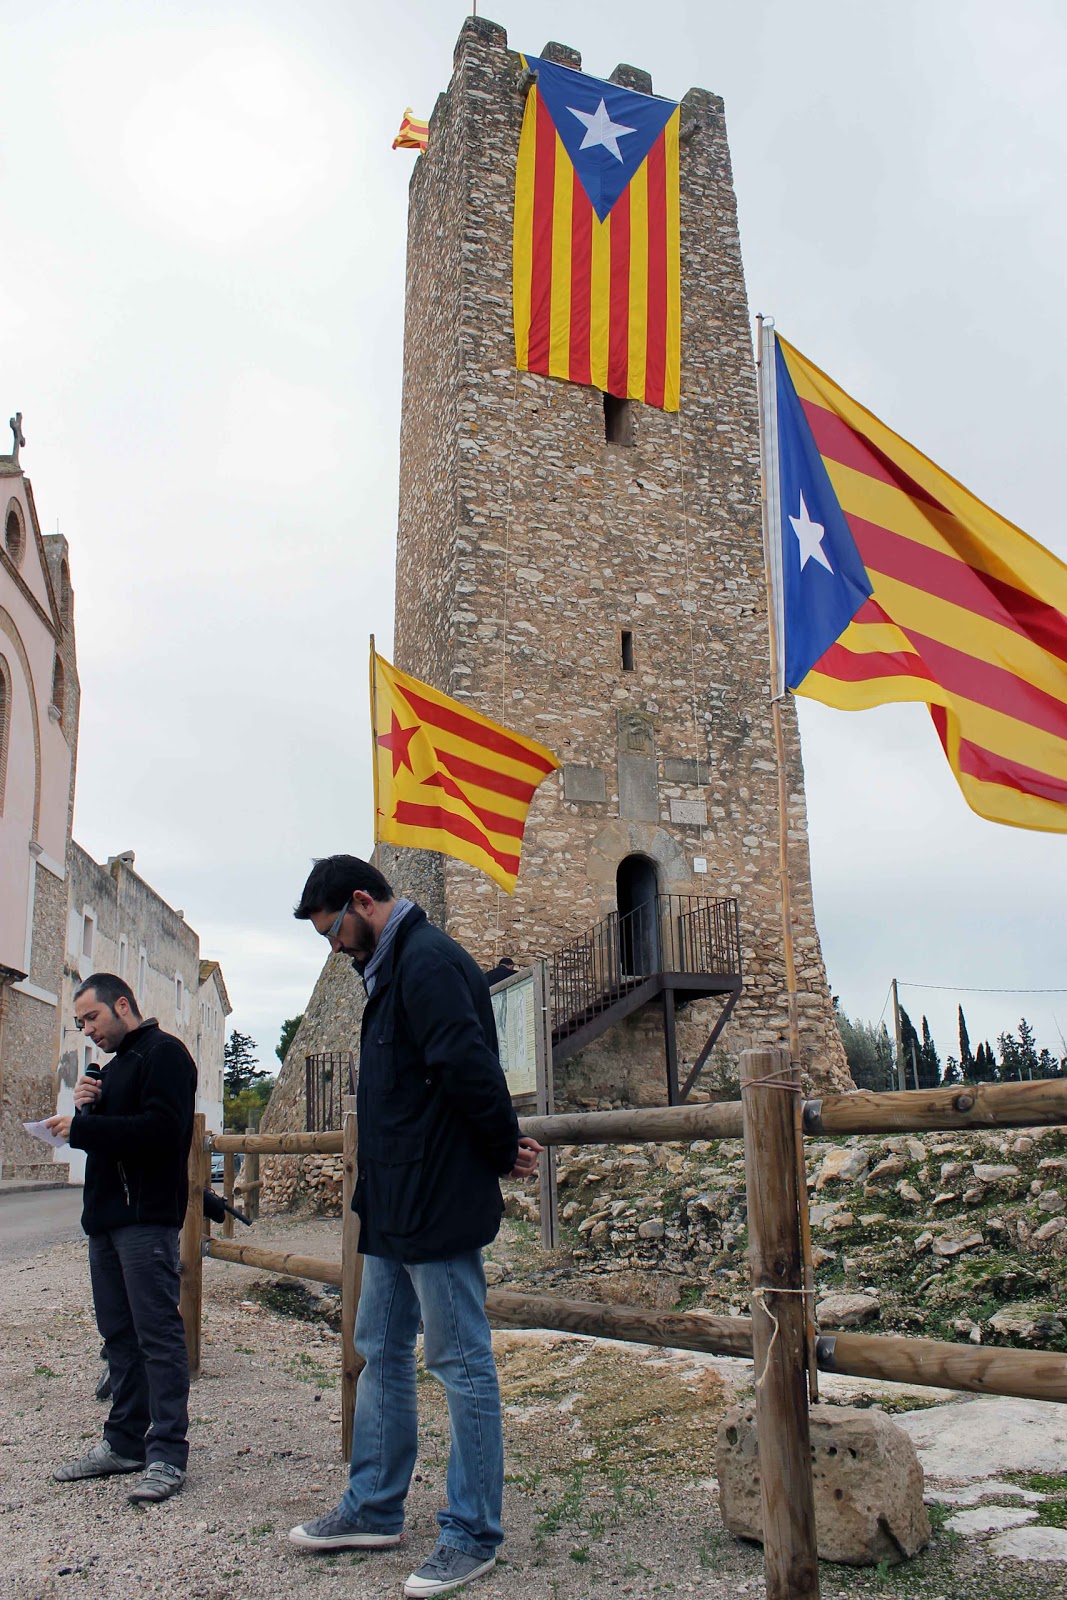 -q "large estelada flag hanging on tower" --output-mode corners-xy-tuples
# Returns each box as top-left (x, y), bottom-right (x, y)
(513, 55), (680, 411)
(371, 649), (560, 892)
(760, 325), (1067, 832)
